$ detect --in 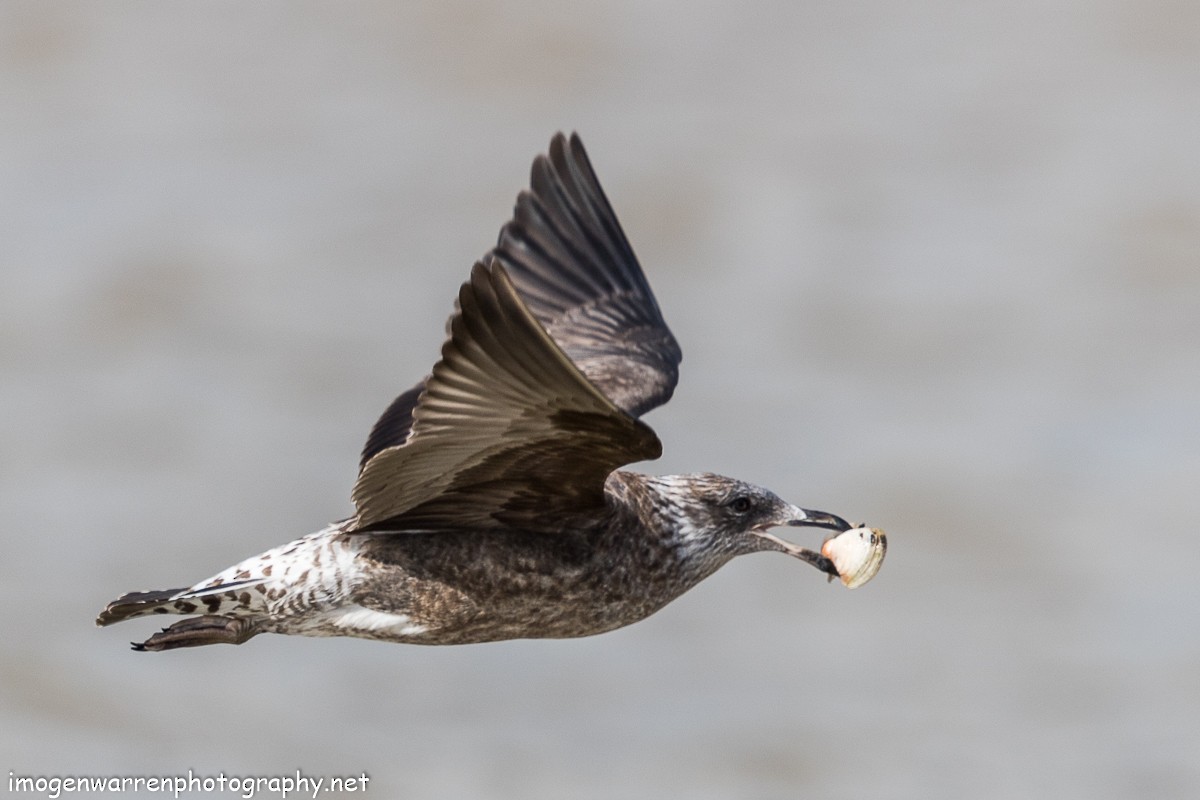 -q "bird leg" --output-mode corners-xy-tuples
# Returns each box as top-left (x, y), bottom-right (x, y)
(132, 615), (259, 652)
